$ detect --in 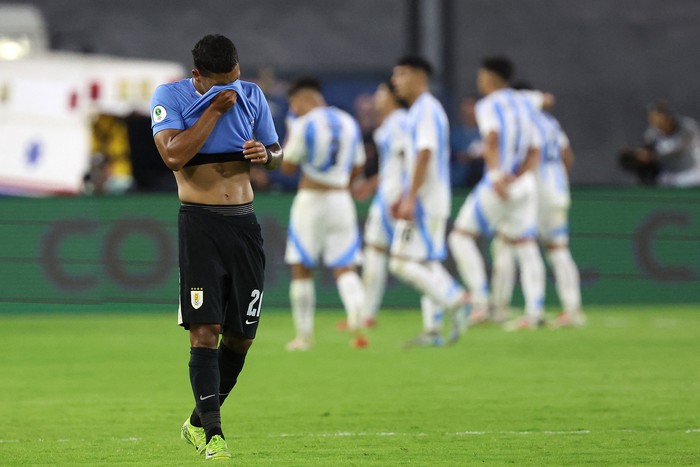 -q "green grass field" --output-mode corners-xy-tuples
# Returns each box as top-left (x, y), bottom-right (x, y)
(1, 306), (699, 466)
